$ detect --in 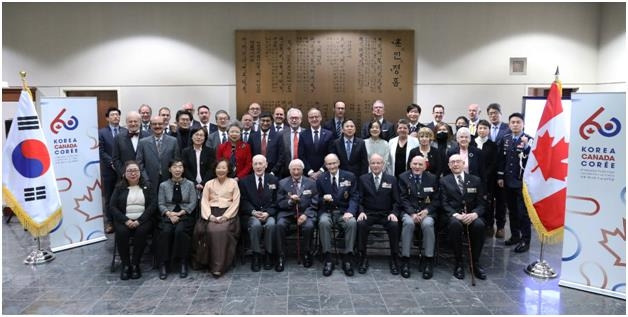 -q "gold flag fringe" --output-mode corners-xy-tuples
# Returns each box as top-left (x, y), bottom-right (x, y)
(522, 183), (564, 244)
(3, 185), (62, 238)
